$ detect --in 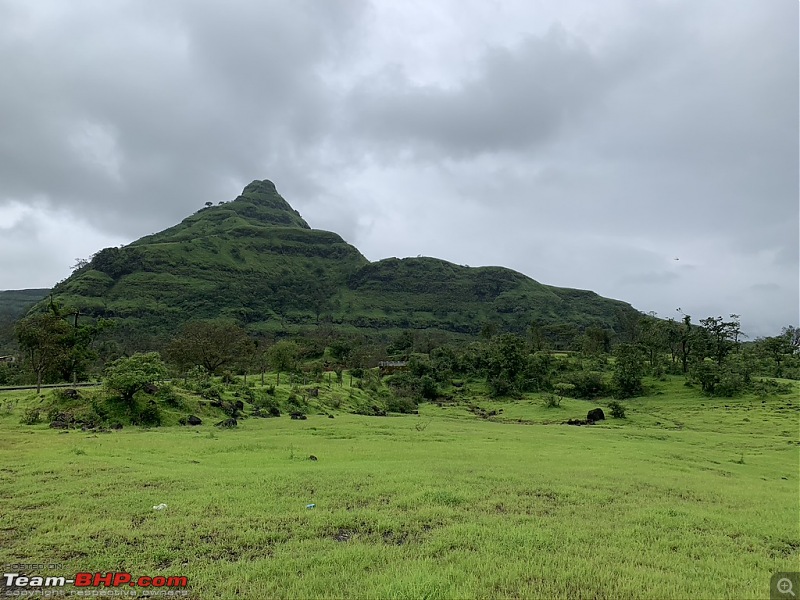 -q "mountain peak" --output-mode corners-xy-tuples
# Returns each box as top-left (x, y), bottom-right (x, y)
(242, 179), (277, 196)
(229, 180), (310, 229)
